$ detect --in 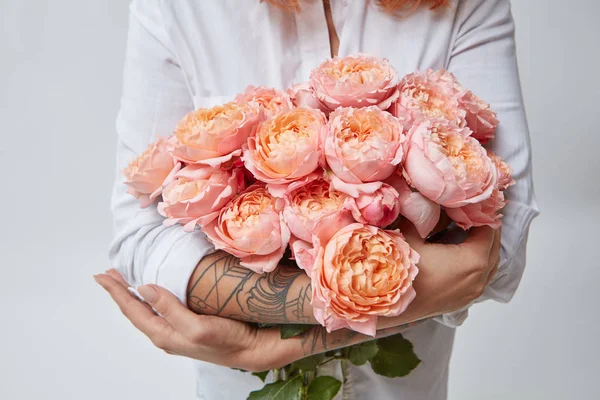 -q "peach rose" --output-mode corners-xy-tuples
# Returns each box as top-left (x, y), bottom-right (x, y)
(158, 165), (243, 232)
(202, 185), (290, 274)
(446, 188), (505, 230)
(123, 136), (181, 208)
(309, 54), (400, 112)
(404, 119), (497, 208)
(310, 223), (419, 336)
(171, 101), (263, 167)
(459, 90), (499, 144)
(391, 69), (466, 130)
(283, 178), (354, 243)
(242, 108), (327, 194)
(487, 150), (515, 190)
(235, 85), (293, 118)
(348, 183), (401, 228)
(325, 106), (405, 197)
